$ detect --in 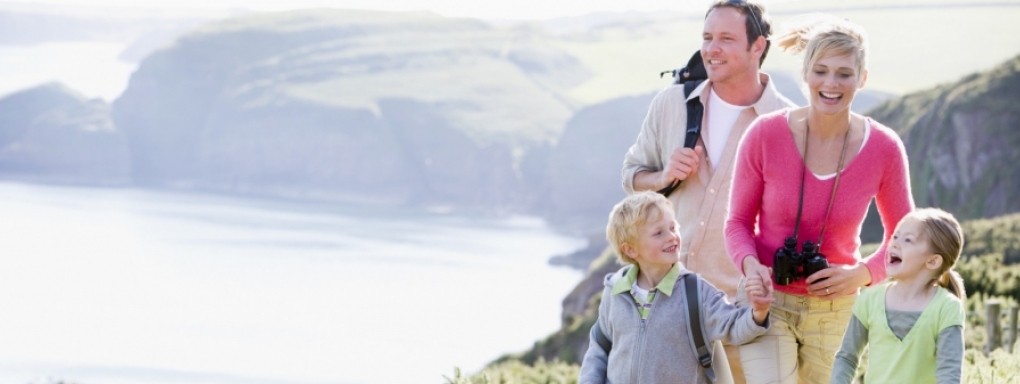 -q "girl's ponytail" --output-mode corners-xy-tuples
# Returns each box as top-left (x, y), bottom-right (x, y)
(938, 269), (967, 300)
(912, 208), (966, 300)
